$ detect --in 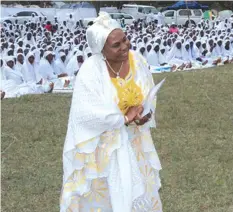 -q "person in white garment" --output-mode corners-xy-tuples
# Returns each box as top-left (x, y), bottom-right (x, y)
(223, 39), (233, 63)
(2, 56), (52, 98)
(21, 51), (52, 92)
(67, 14), (75, 31)
(147, 43), (160, 66)
(60, 12), (163, 212)
(66, 50), (84, 76)
(38, 51), (70, 89)
(38, 51), (67, 80)
(157, 12), (165, 26)
(167, 40), (189, 70)
(4, 56), (26, 85)
(31, 13), (37, 23)
(54, 52), (67, 75)
(23, 32), (36, 46)
(181, 41), (193, 68)
(15, 53), (24, 73)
